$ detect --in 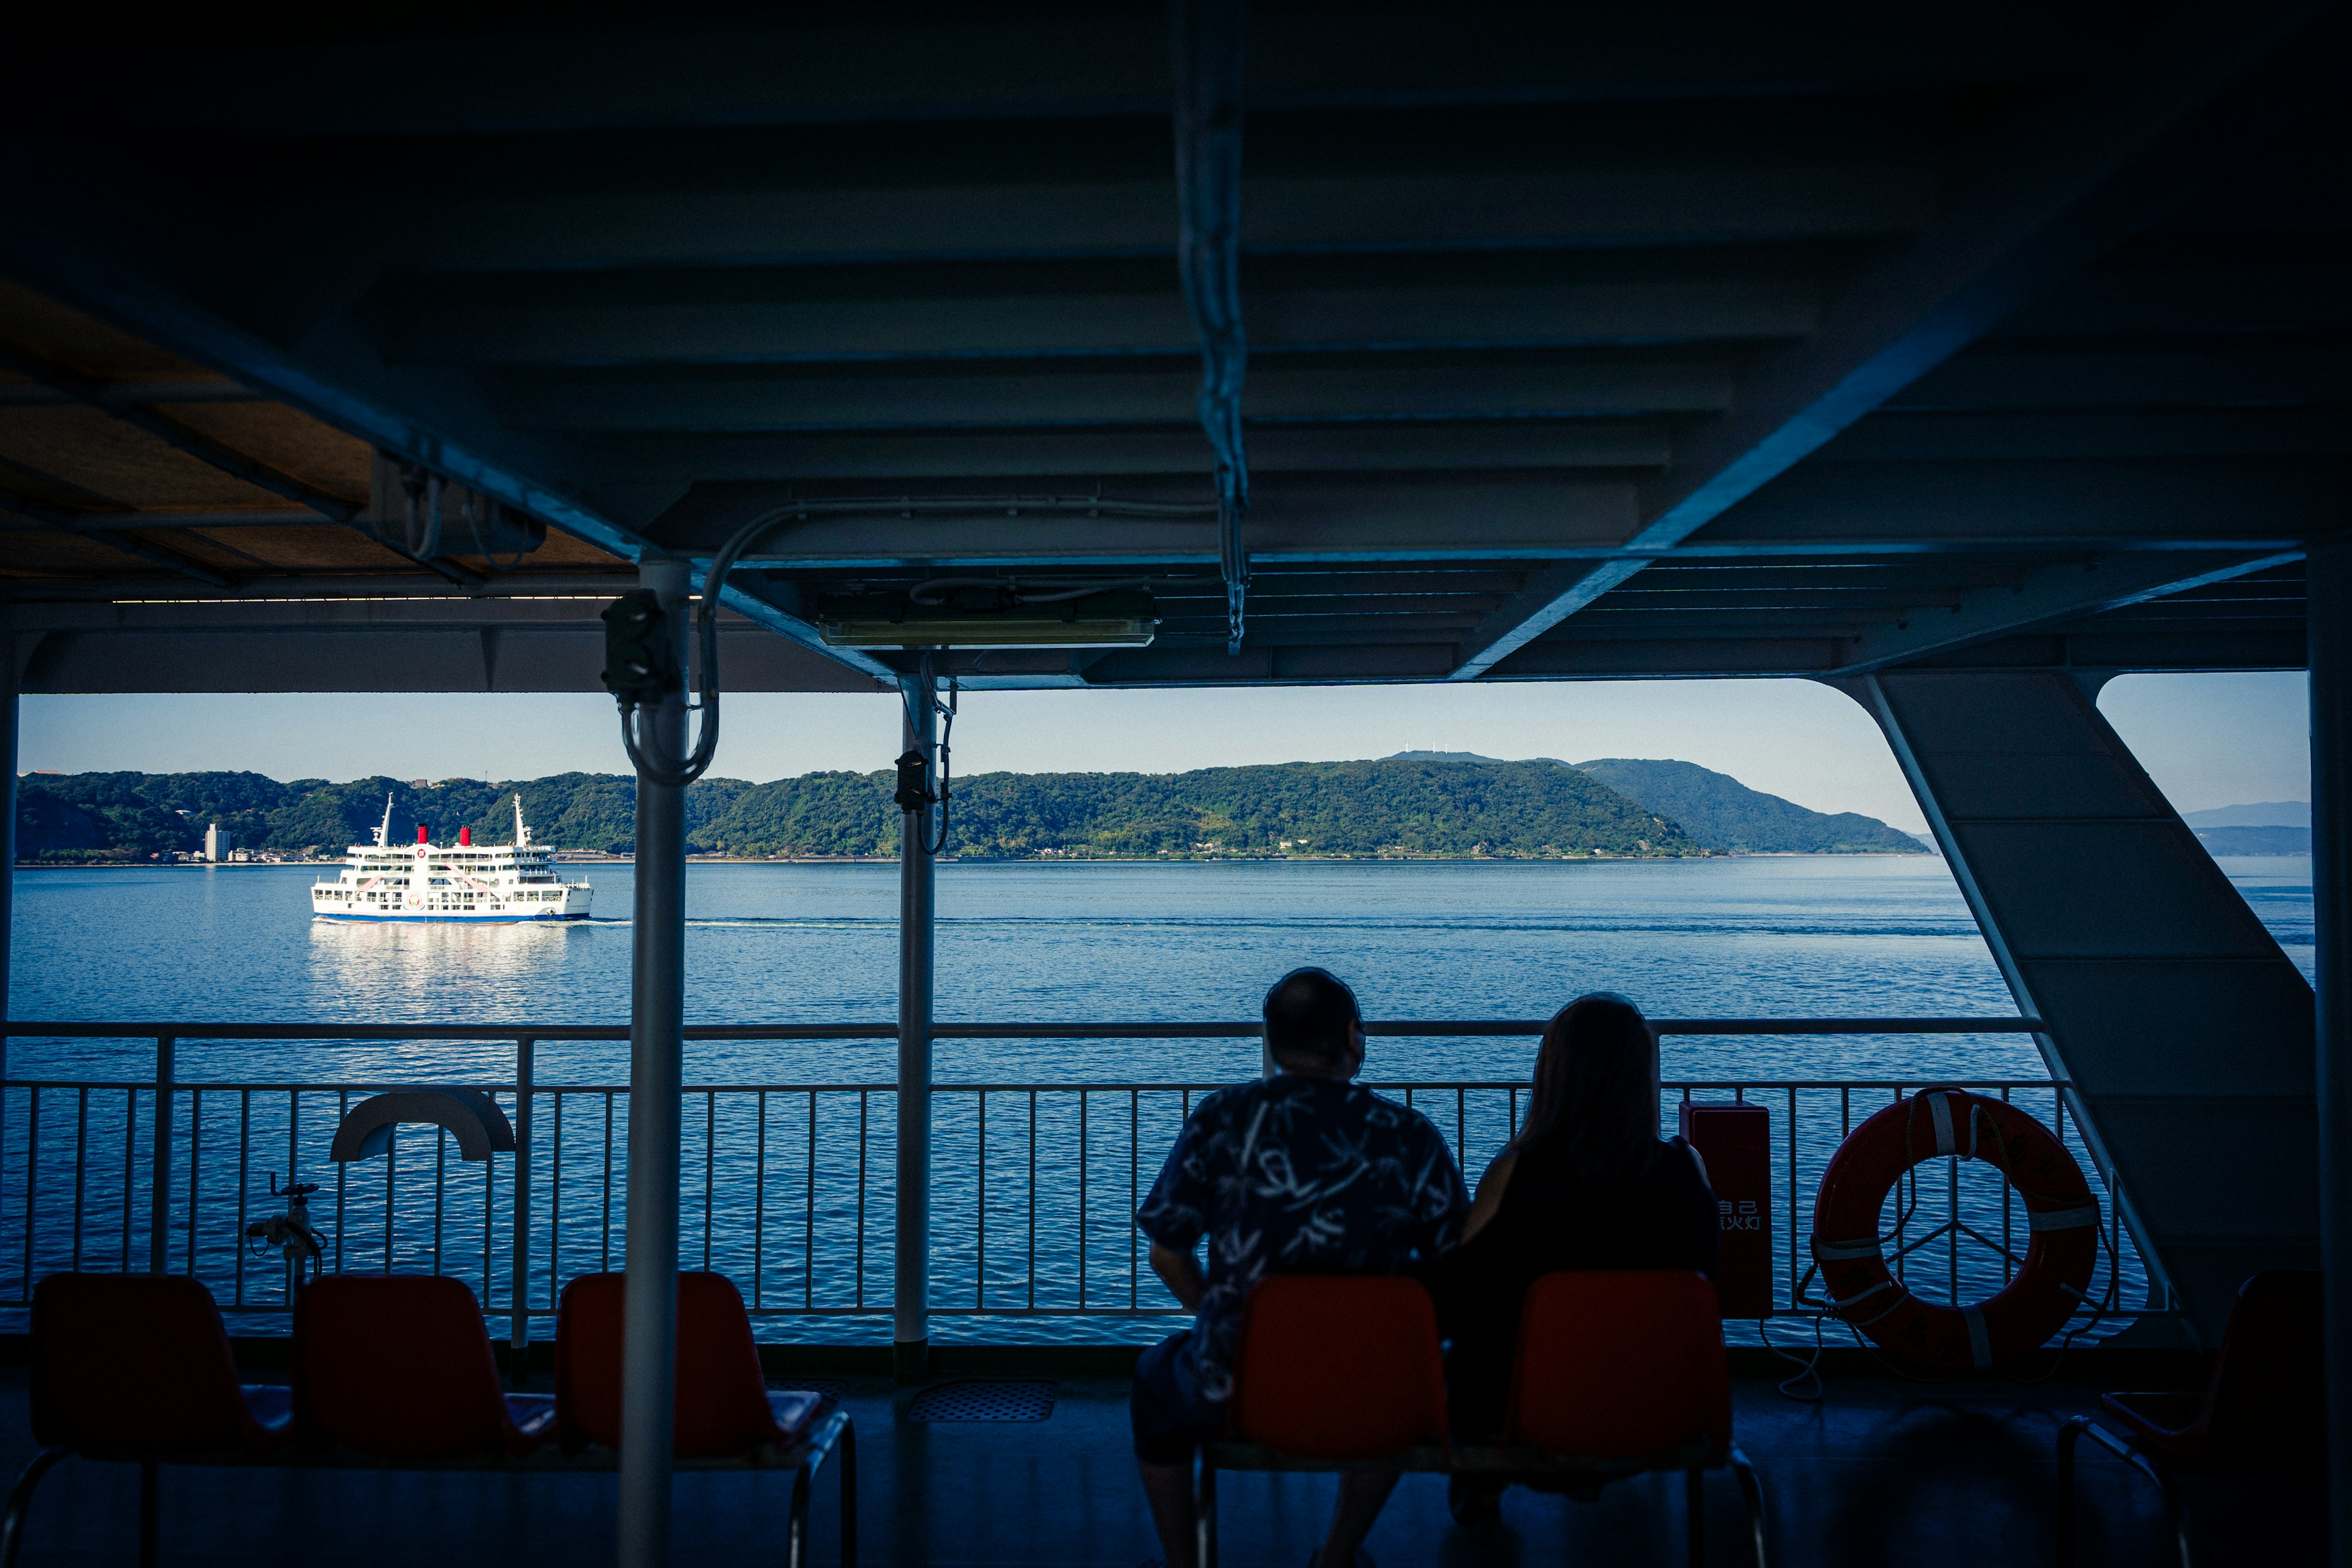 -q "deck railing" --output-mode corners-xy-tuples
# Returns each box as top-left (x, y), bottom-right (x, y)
(0, 1019), (2150, 1344)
